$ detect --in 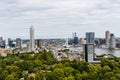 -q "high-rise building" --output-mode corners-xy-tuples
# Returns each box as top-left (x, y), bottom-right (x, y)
(64, 38), (69, 48)
(0, 37), (4, 48)
(0, 37), (3, 44)
(16, 38), (22, 49)
(8, 38), (14, 48)
(83, 44), (94, 62)
(0, 40), (5, 48)
(27, 42), (31, 51)
(105, 31), (110, 46)
(30, 26), (35, 51)
(37, 39), (43, 48)
(80, 38), (84, 45)
(73, 33), (78, 45)
(109, 34), (115, 49)
(86, 32), (95, 44)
